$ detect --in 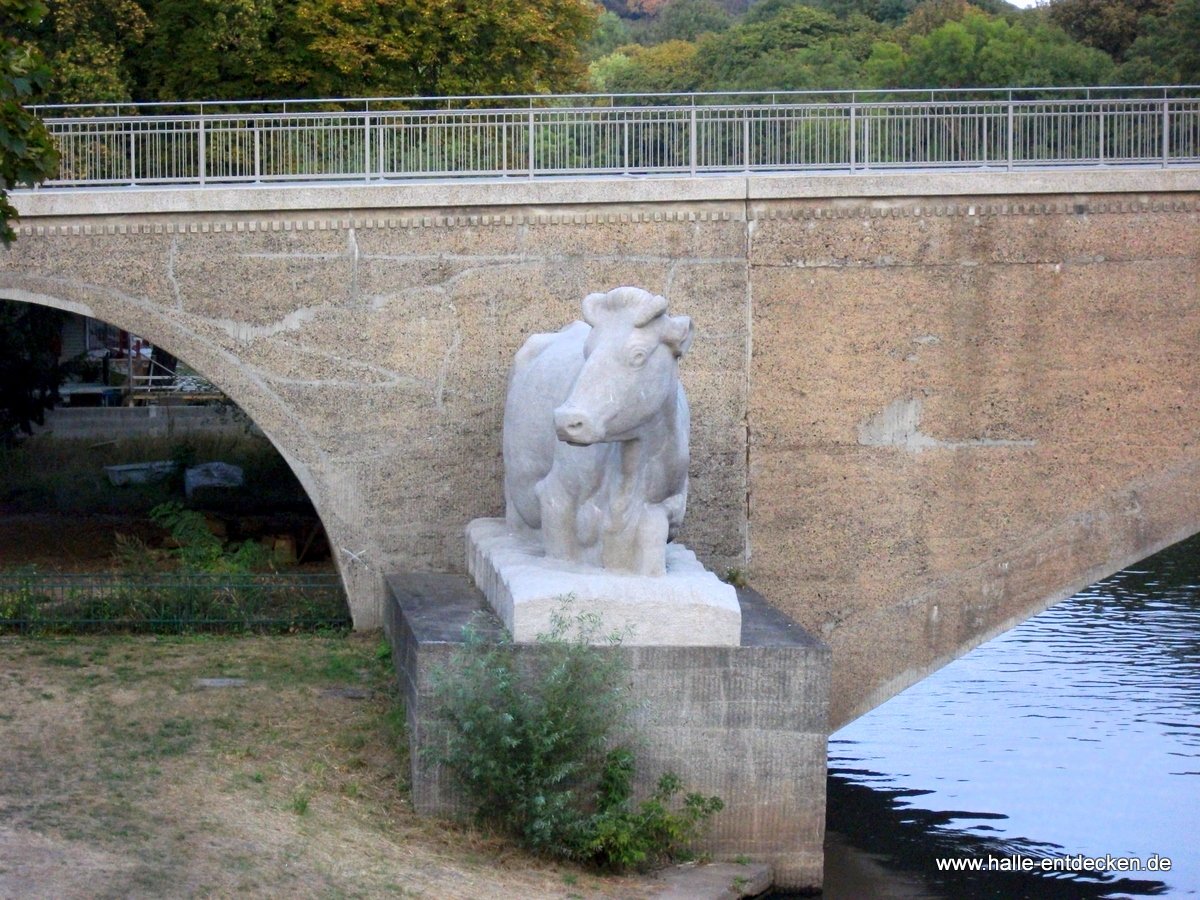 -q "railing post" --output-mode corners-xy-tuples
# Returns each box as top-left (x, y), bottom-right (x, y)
(528, 106), (535, 180)
(623, 115), (629, 174)
(129, 122), (136, 185)
(982, 107), (988, 168)
(1162, 97), (1170, 169)
(254, 120), (261, 182)
(198, 109), (206, 186)
(849, 99), (856, 174)
(1007, 99), (1014, 172)
(743, 112), (750, 172)
(1098, 106), (1105, 165)
(689, 102), (697, 176)
(502, 120), (508, 176)
(364, 113), (372, 182)
(863, 112), (870, 171)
